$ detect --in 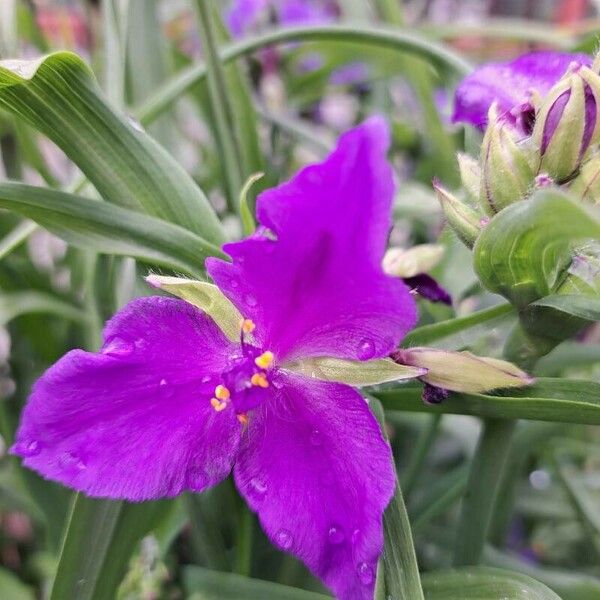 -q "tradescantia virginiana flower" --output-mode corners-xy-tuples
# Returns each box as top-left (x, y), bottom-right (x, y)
(11, 118), (421, 600)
